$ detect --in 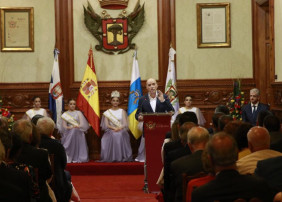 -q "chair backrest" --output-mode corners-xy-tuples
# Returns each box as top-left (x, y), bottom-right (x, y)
(186, 174), (215, 202)
(182, 171), (207, 202)
(48, 154), (55, 190)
